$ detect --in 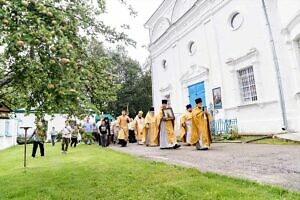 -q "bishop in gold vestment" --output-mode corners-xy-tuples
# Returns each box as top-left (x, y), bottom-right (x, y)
(157, 100), (180, 149)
